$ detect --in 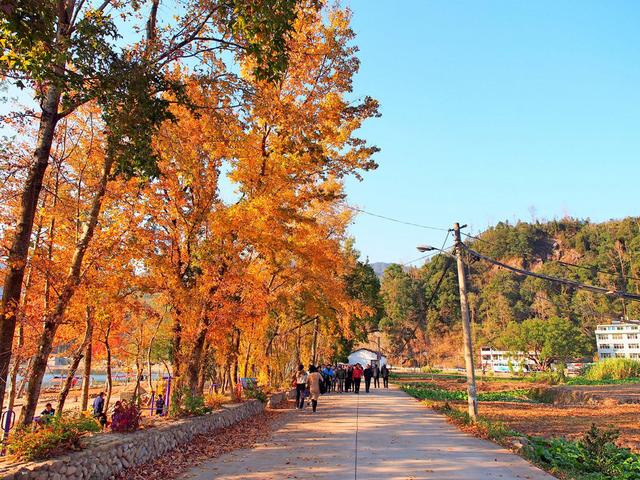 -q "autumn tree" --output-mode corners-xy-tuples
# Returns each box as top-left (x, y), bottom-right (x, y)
(0, 0), (306, 414)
